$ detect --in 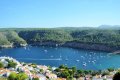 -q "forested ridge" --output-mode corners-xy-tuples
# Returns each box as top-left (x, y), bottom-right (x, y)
(0, 27), (120, 51)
